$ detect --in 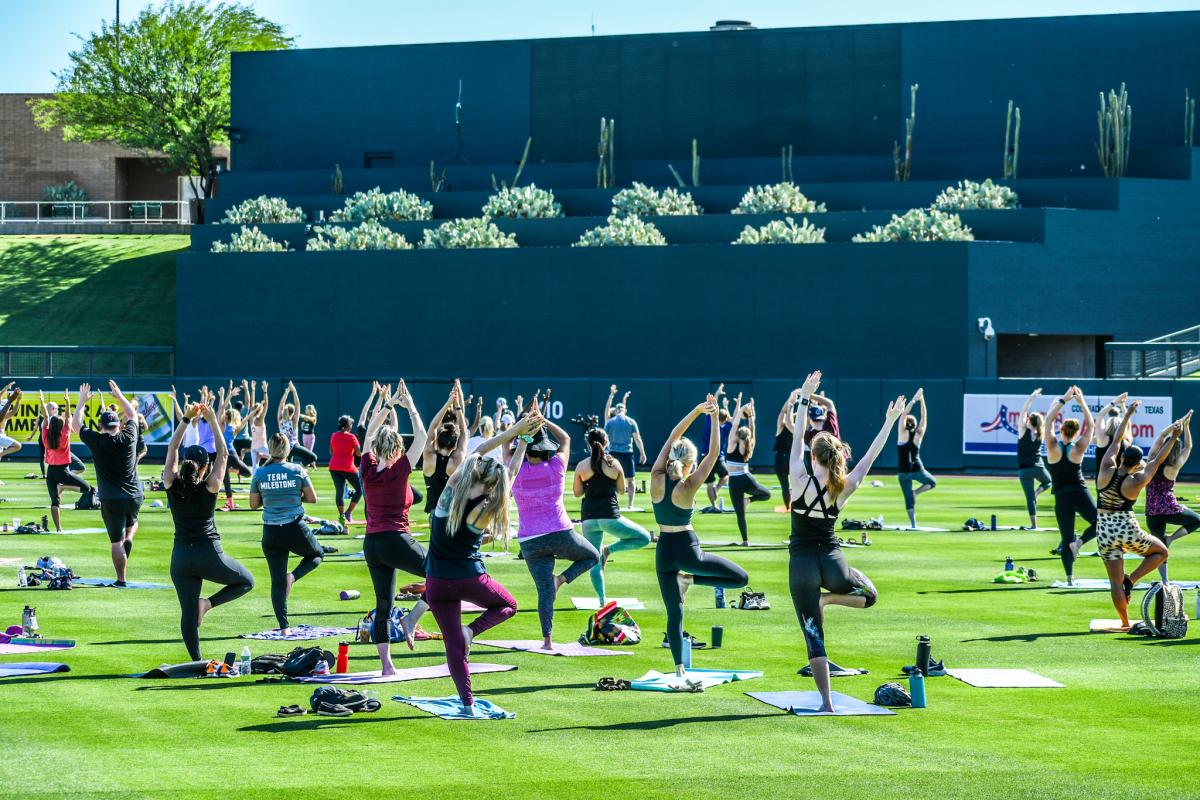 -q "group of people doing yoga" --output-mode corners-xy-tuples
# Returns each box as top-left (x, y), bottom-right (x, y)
(1014, 386), (1195, 627)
